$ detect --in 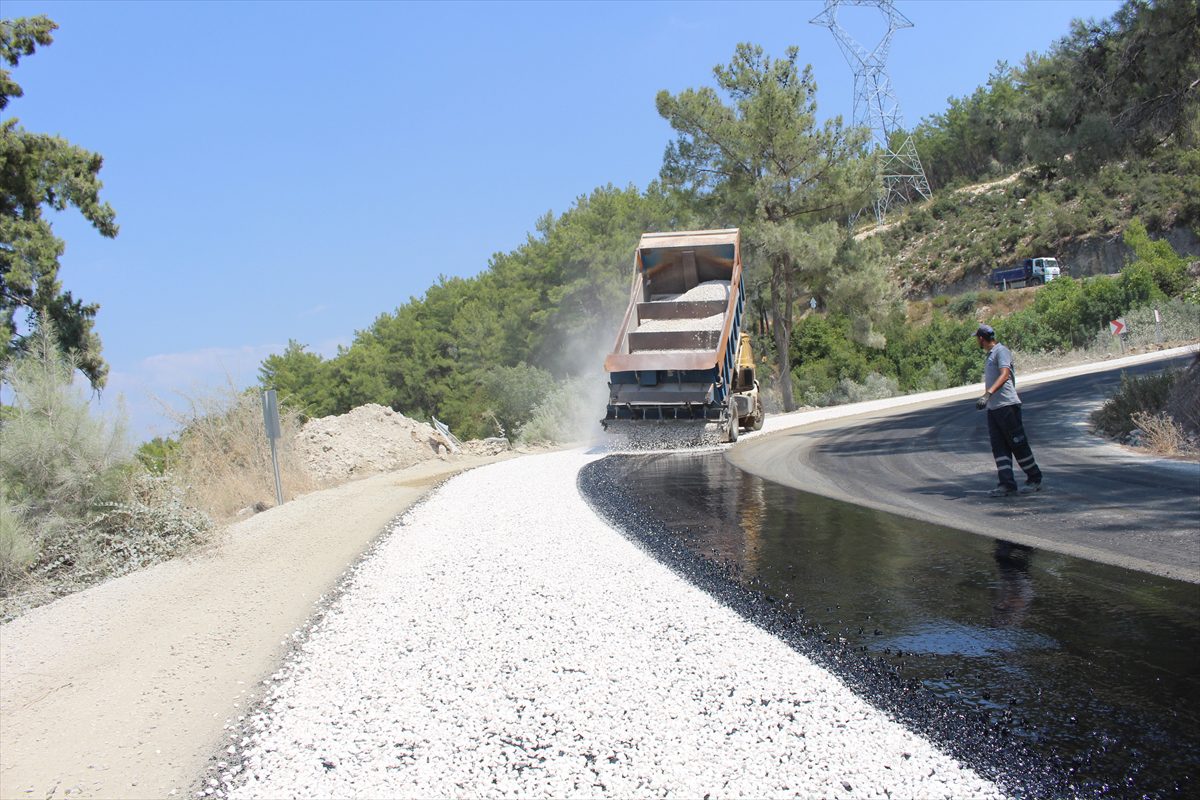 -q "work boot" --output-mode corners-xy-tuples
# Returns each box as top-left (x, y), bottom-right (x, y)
(1019, 480), (1043, 494)
(988, 484), (1017, 497)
